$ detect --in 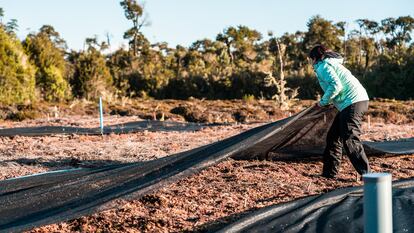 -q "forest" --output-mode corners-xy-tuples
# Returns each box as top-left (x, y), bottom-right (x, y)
(0, 1), (413, 107)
